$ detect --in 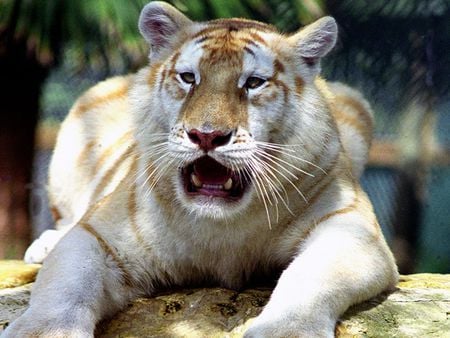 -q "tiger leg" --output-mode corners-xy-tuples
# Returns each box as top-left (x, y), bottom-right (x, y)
(245, 211), (398, 338)
(3, 226), (135, 338)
